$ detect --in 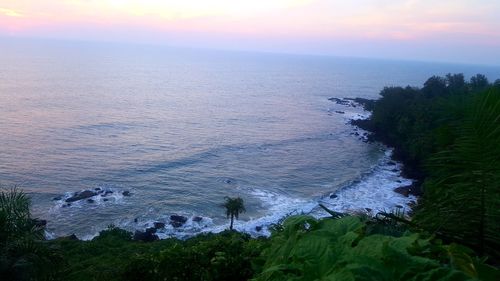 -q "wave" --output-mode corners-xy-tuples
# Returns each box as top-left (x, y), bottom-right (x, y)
(45, 148), (415, 241)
